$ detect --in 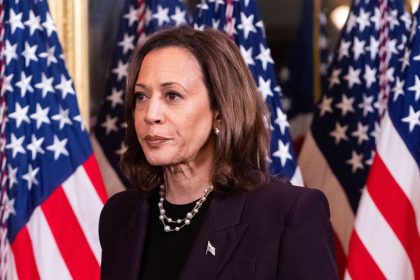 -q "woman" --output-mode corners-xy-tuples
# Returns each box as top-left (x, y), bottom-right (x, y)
(99, 26), (338, 279)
